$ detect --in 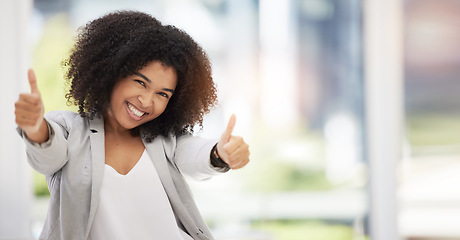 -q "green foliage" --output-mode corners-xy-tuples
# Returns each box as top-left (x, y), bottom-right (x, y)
(32, 13), (77, 114)
(248, 160), (334, 192)
(33, 171), (49, 196)
(406, 113), (460, 148)
(32, 13), (76, 196)
(252, 220), (364, 240)
(242, 120), (334, 192)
